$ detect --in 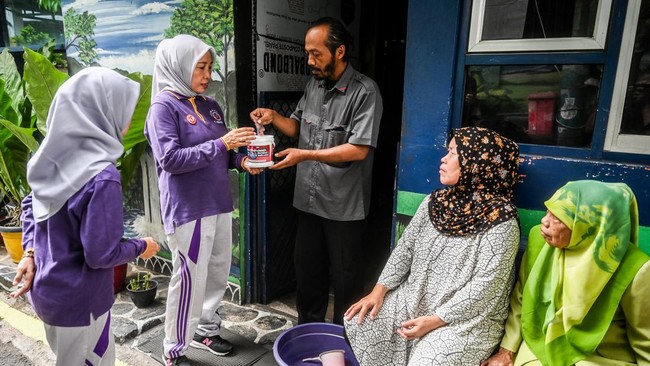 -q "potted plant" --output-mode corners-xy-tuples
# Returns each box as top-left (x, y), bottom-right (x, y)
(0, 46), (65, 262)
(126, 272), (158, 308)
